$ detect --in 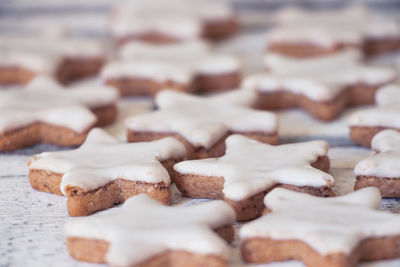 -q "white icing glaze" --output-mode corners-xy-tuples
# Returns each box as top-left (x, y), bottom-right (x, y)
(28, 128), (186, 194)
(110, 0), (234, 40)
(100, 61), (192, 84)
(240, 187), (400, 255)
(194, 1), (235, 21)
(174, 134), (333, 201)
(349, 84), (400, 128)
(366, 16), (400, 39)
(118, 40), (240, 76)
(372, 129), (400, 152)
(263, 52), (395, 85)
(56, 39), (104, 58)
(0, 36), (104, 58)
(196, 54), (240, 75)
(119, 40), (210, 62)
(274, 4), (369, 28)
(126, 89), (277, 149)
(376, 84), (400, 106)
(349, 107), (400, 129)
(0, 76), (118, 134)
(111, 16), (202, 41)
(65, 194), (236, 266)
(355, 130), (400, 178)
(0, 51), (51, 73)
